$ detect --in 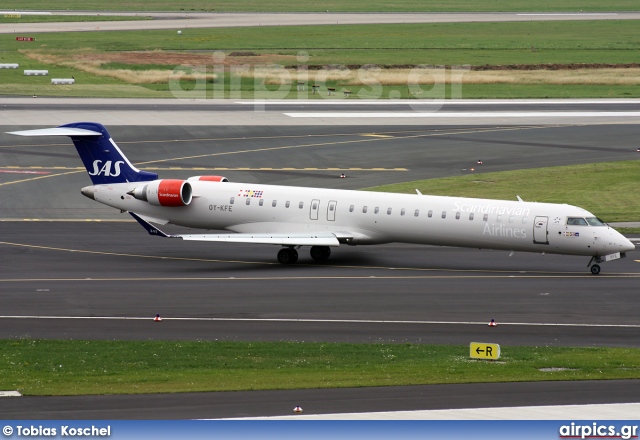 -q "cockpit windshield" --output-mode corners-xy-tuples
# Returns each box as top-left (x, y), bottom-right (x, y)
(567, 217), (588, 226)
(567, 217), (606, 226)
(585, 217), (606, 226)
